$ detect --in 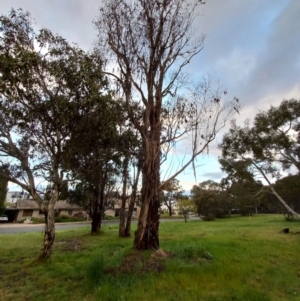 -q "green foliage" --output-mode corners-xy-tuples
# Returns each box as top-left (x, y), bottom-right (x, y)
(161, 179), (184, 216)
(191, 184), (233, 220)
(105, 215), (119, 220)
(0, 9), (123, 255)
(261, 174), (300, 218)
(177, 198), (196, 222)
(219, 103), (300, 219)
(254, 99), (300, 172)
(0, 8), (112, 199)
